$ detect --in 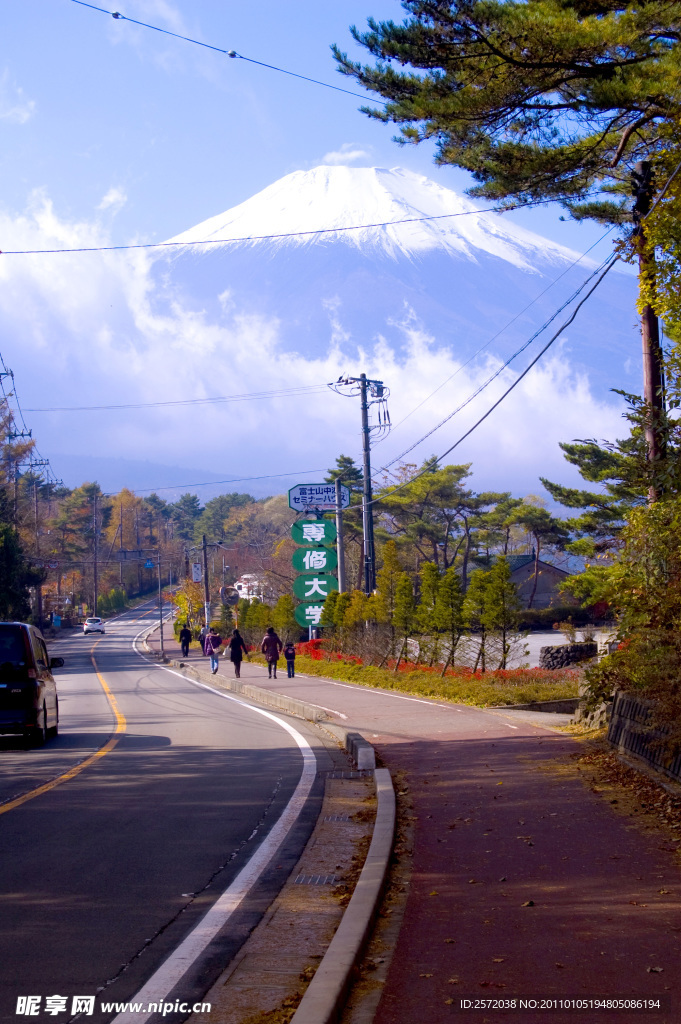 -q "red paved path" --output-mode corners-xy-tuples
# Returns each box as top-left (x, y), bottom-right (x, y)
(147, 627), (680, 1023)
